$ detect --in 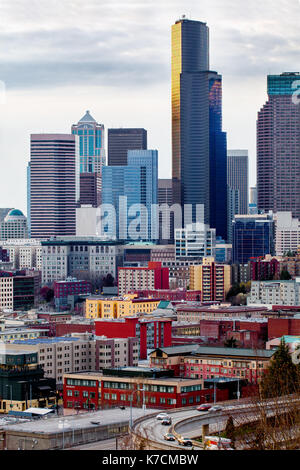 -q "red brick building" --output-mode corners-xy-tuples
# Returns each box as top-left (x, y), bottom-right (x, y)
(63, 368), (228, 411)
(149, 346), (275, 384)
(268, 317), (300, 340)
(133, 289), (202, 302)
